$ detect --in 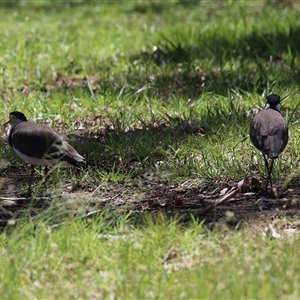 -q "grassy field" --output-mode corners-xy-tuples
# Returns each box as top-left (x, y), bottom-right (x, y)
(1, 0), (300, 298)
